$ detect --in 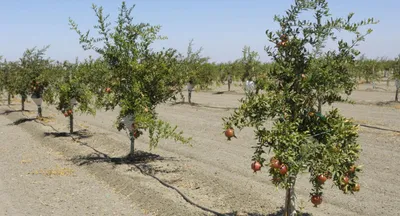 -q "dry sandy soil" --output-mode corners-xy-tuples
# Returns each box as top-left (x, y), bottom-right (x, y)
(1, 81), (400, 216)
